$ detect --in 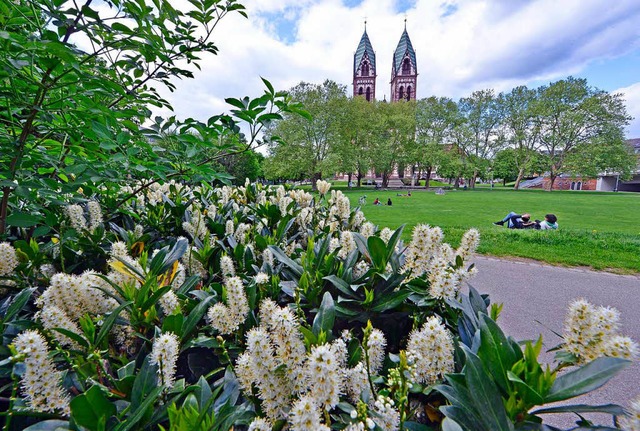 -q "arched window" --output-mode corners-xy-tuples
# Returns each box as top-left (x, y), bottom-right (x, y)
(365, 87), (371, 101)
(577, 181), (582, 190)
(406, 85), (412, 100)
(570, 181), (576, 190)
(402, 58), (411, 74)
(398, 86), (404, 99)
(361, 62), (369, 76)
(358, 87), (364, 95)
